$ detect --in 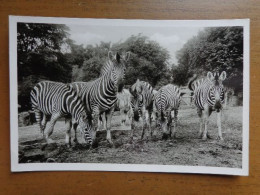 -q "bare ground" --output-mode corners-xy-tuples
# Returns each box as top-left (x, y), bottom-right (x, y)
(18, 106), (242, 168)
